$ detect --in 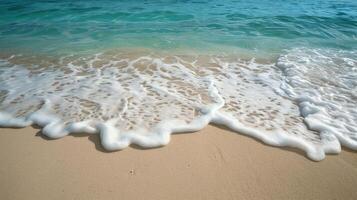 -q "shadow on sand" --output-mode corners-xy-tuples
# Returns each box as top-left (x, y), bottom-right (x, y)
(22, 123), (345, 161)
